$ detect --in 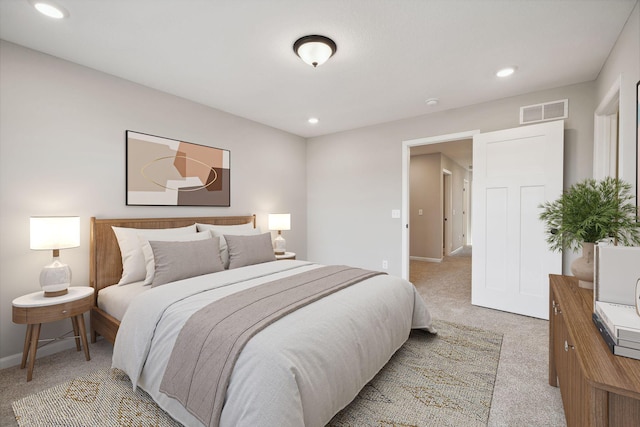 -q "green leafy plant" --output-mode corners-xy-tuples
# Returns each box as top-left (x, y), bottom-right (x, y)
(539, 177), (640, 252)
